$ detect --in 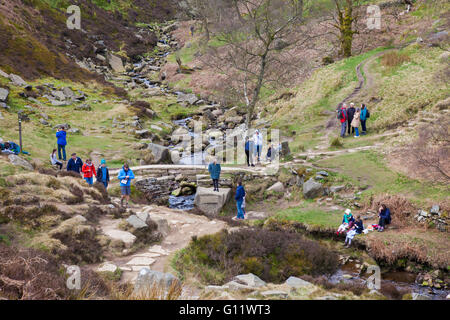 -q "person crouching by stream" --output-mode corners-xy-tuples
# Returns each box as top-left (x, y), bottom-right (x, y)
(118, 163), (135, 208)
(82, 158), (96, 186)
(233, 181), (246, 220)
(208, 157), (221, 192)
(344, 216), (364, 248)
(337, 208), (354, 235)
(96, 159), (110, 189)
